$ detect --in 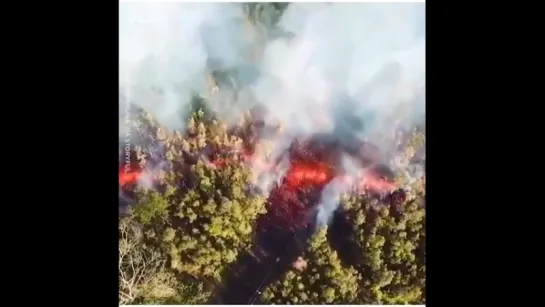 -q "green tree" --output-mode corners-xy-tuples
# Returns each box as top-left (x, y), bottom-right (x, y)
(133, 190), (170, 224)
(341, 191), (426, 304)
(262, 227), (361, 304)
(121, 73), (425, 304)
(119, 217), (210, 304)
(130, 106), (267, 281)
